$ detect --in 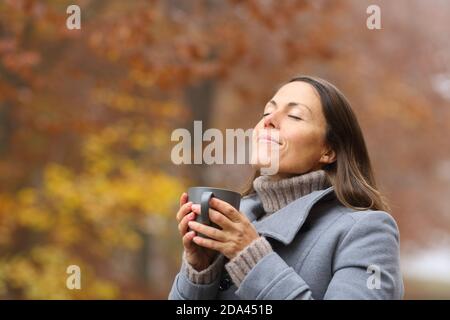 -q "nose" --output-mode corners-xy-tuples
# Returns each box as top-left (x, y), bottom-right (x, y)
(263, 111), (278, 129)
